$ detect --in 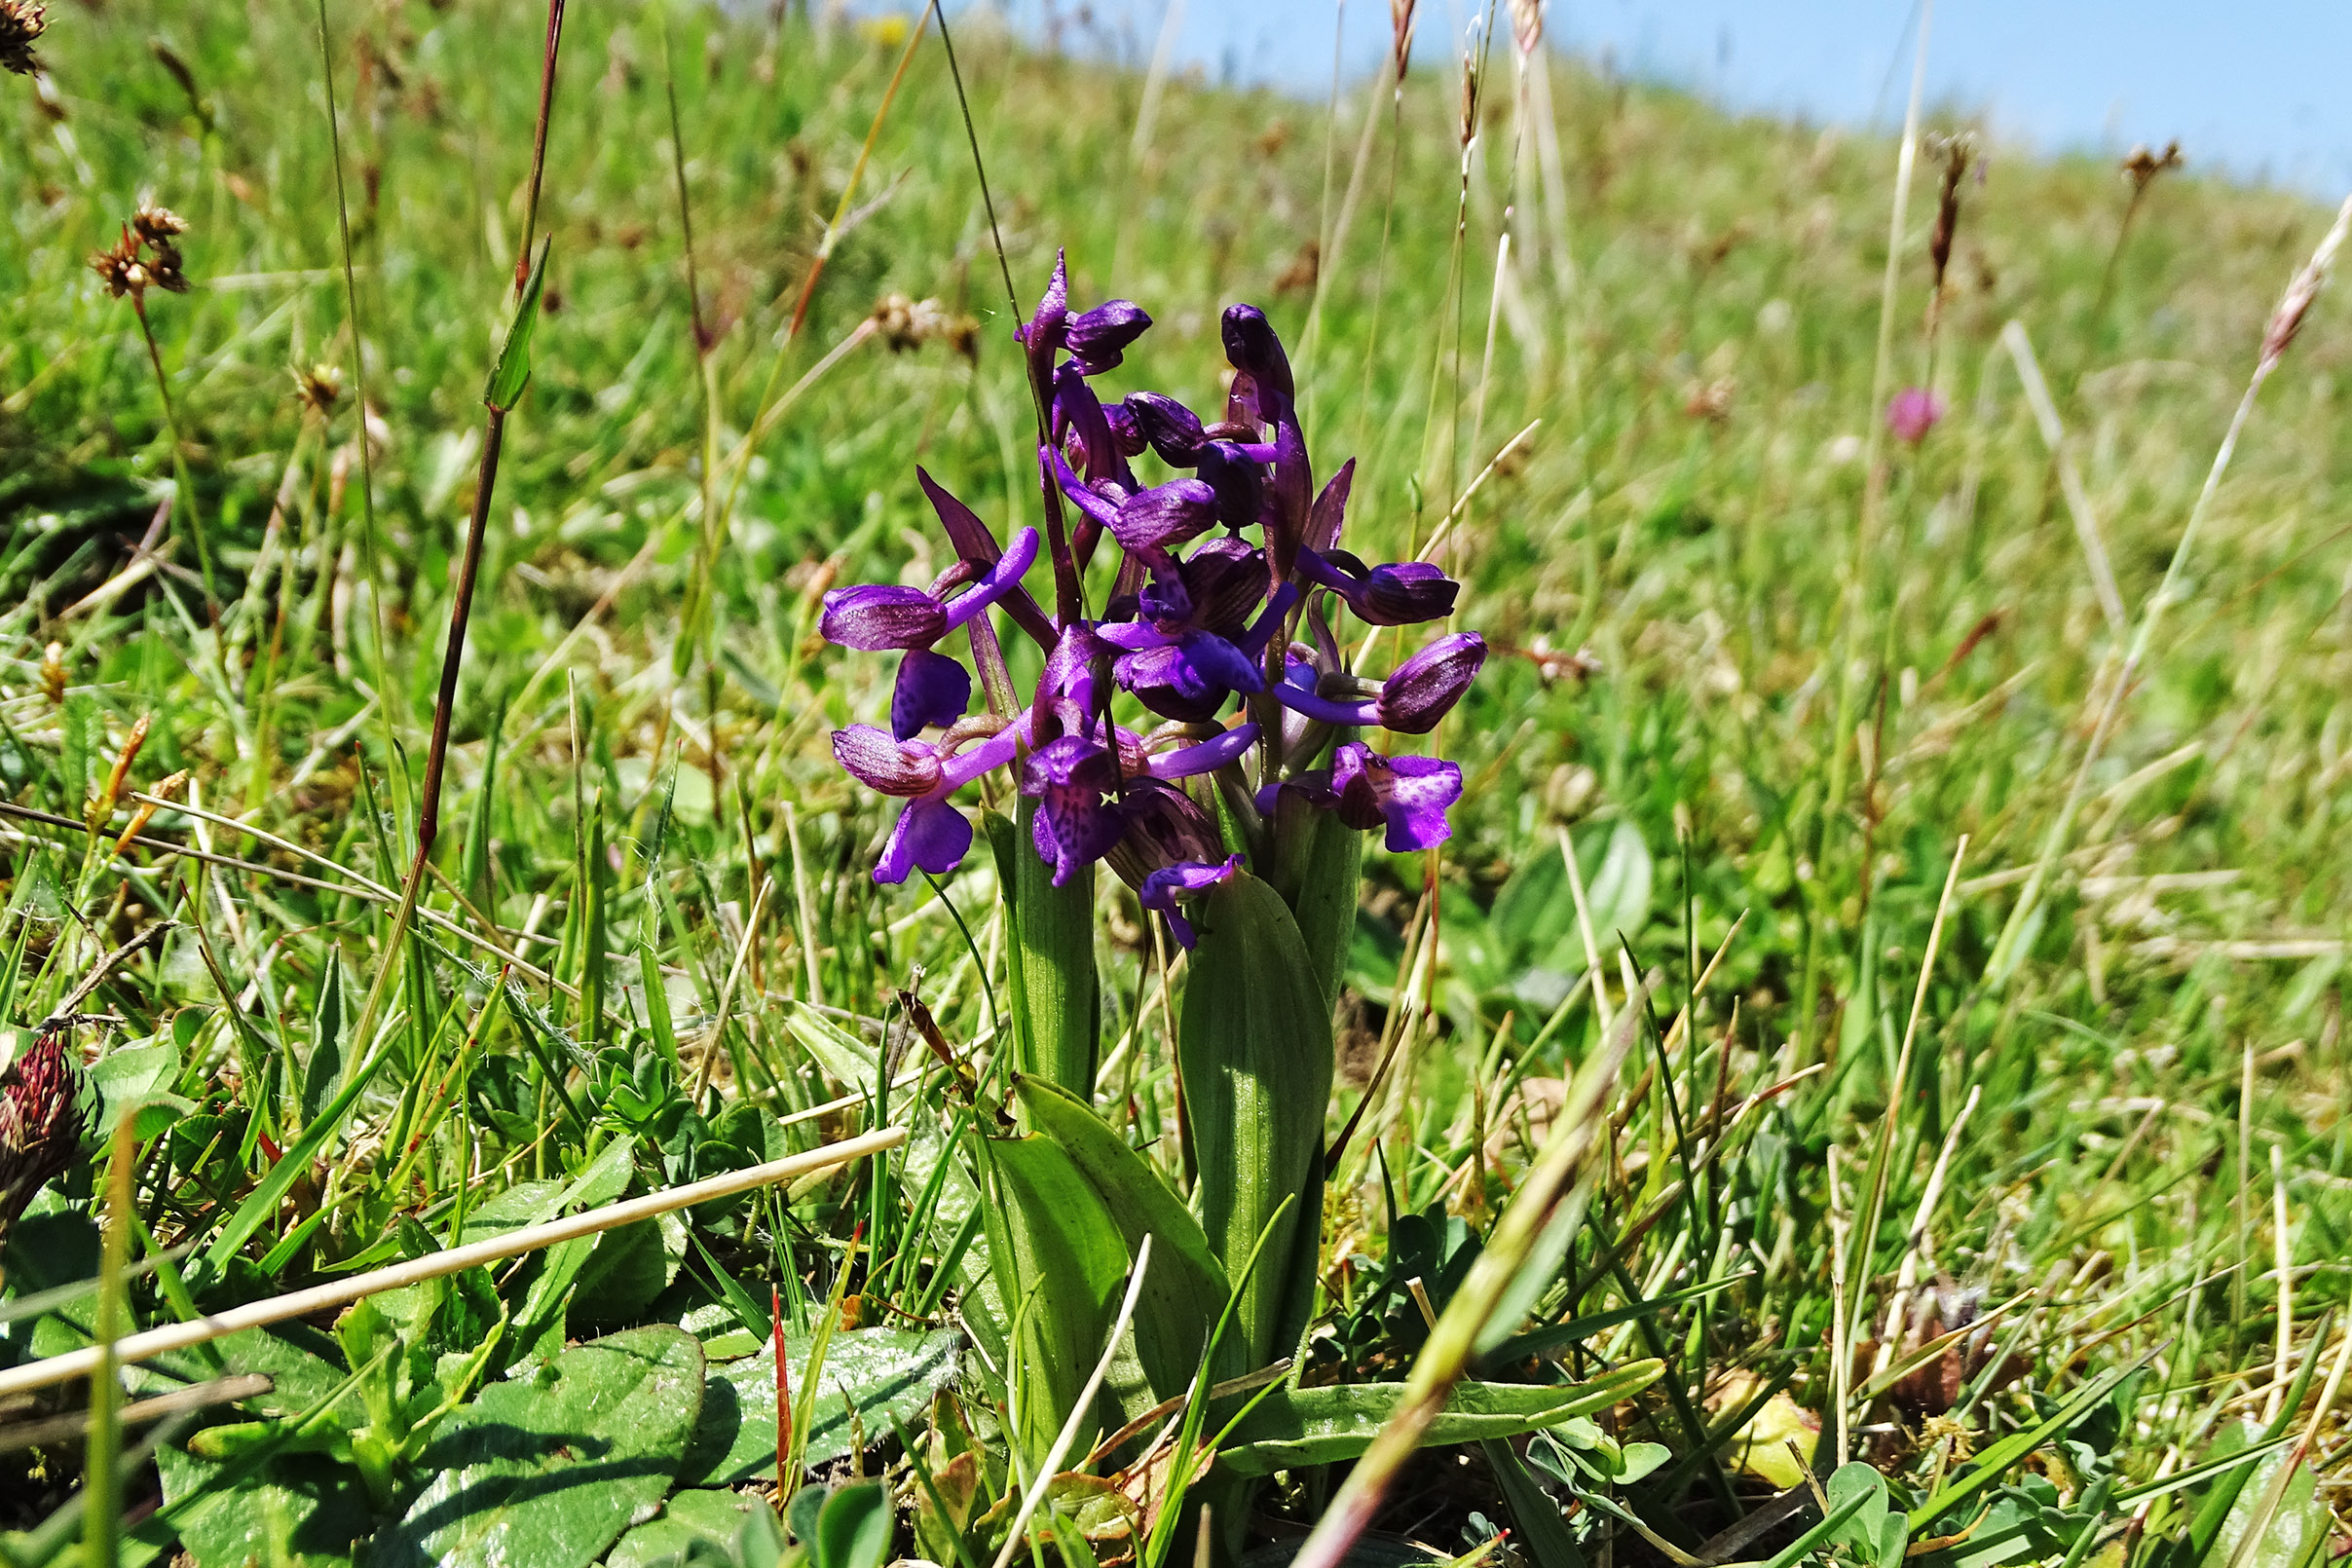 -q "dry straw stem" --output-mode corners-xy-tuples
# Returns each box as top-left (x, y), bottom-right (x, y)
(1289, 975), (1649, 1568)
(1987, 193), (2352, 981)
(1999, 320), (2128, 638)
(0, 1126), (906, 1401)
(989, 1235), (1154, 1568)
